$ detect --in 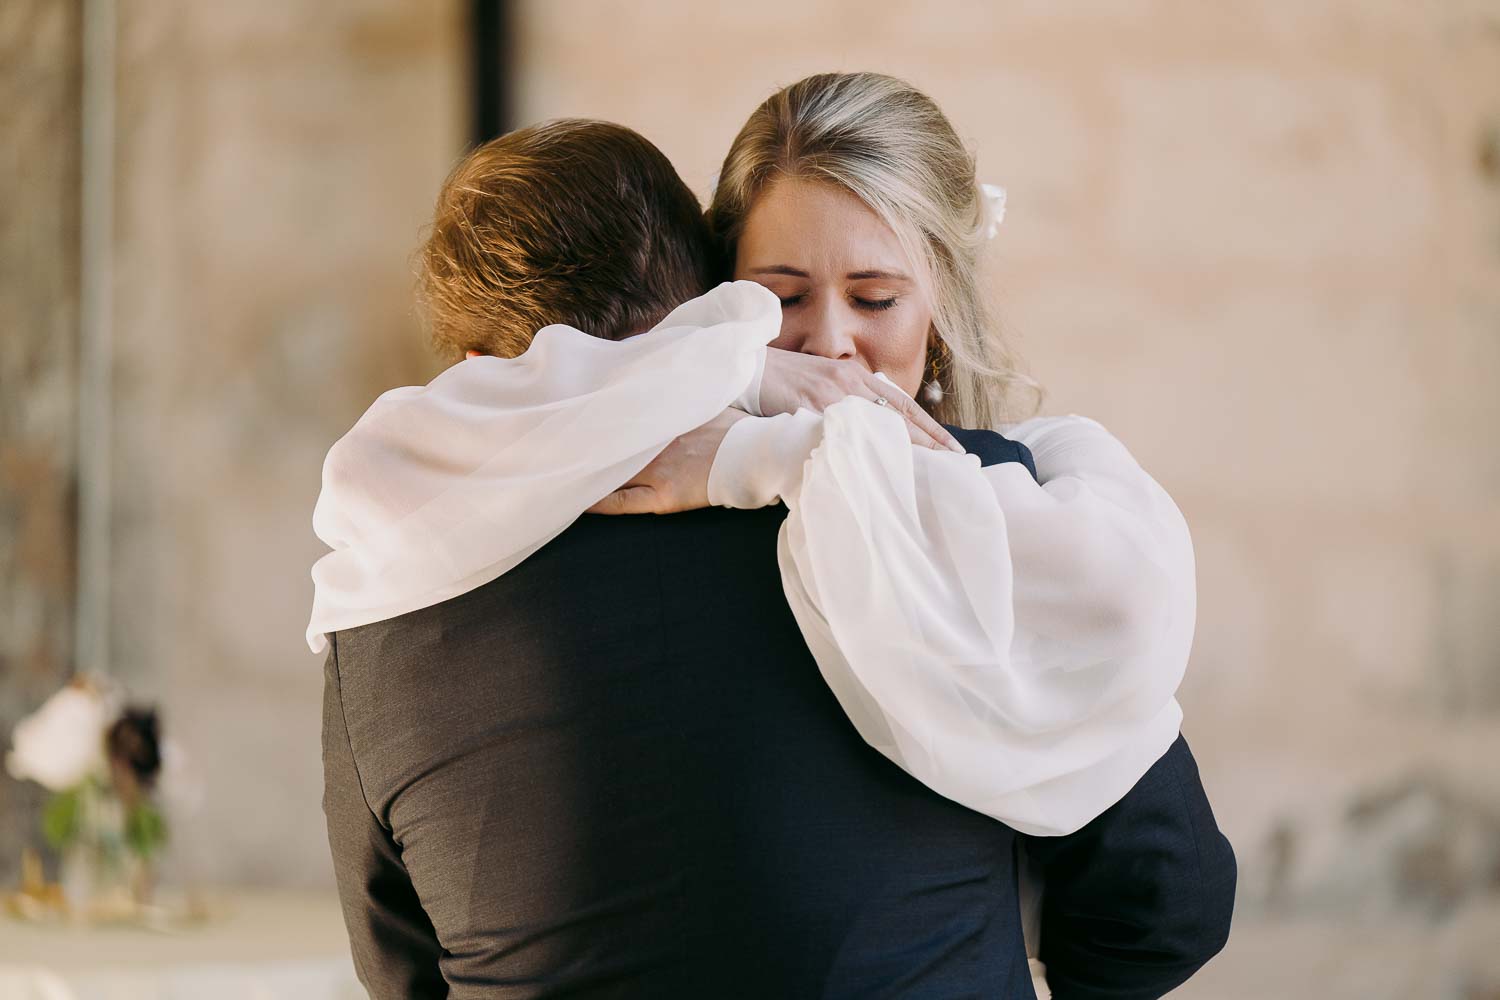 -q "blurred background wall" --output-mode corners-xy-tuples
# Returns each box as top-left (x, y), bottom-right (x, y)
(2, 0), (465, 888)
(3, 0), (82, 891)
(3, 2), (1498, 997)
